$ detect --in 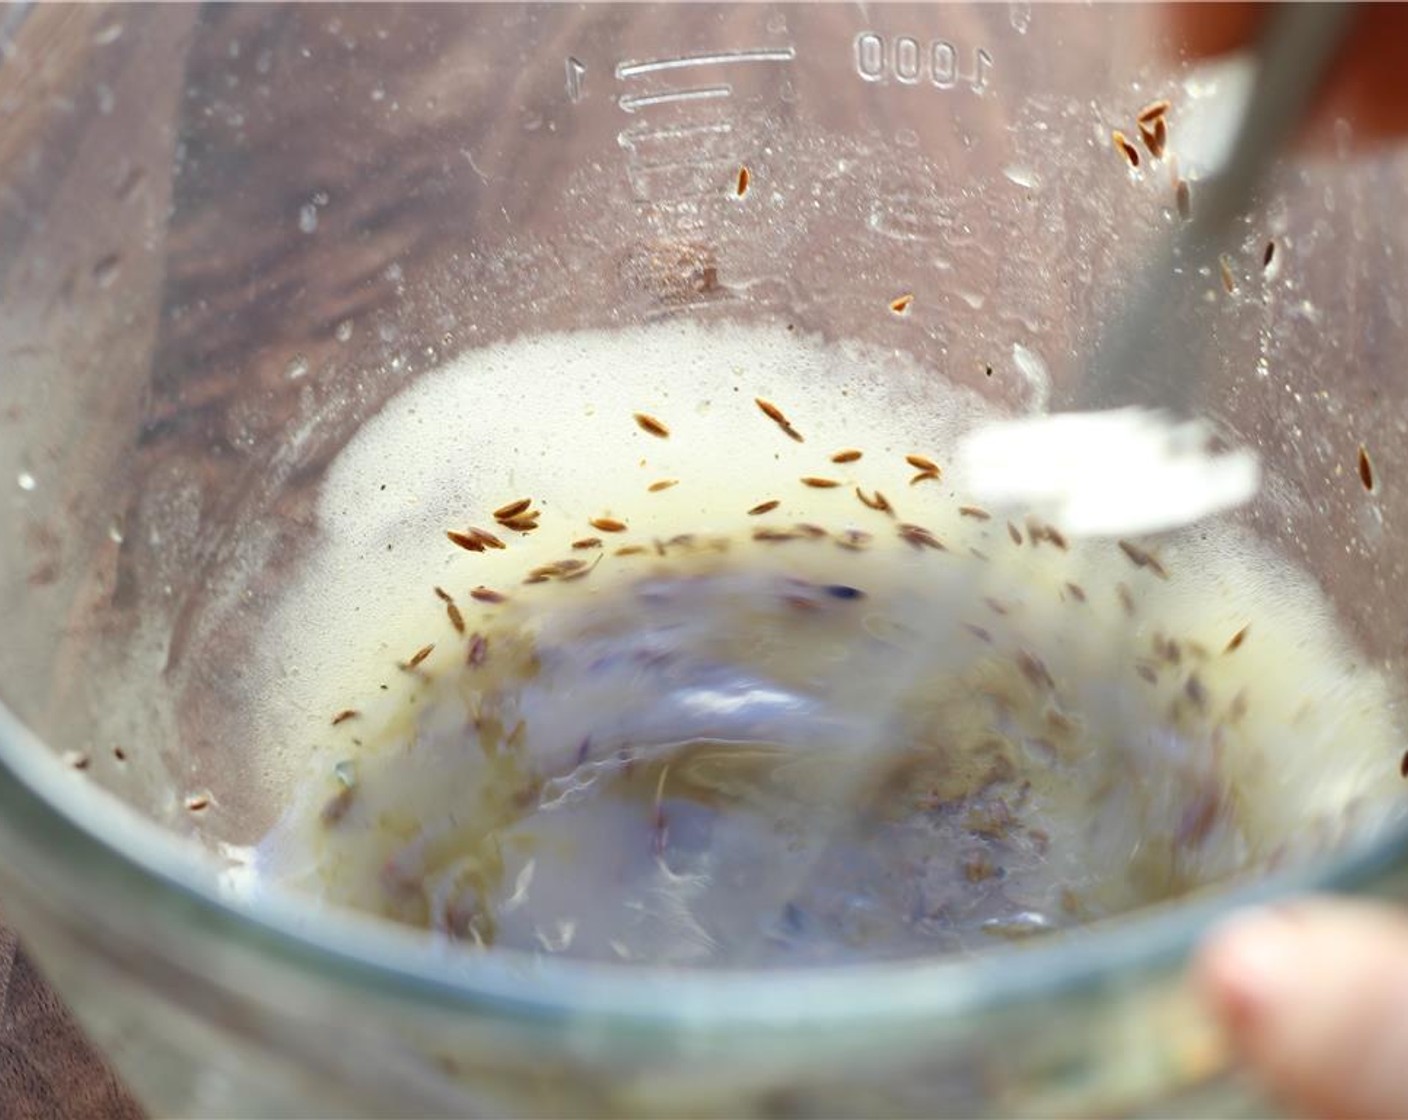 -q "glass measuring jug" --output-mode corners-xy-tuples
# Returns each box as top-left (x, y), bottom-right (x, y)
(2, 4), (1408, 1115)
